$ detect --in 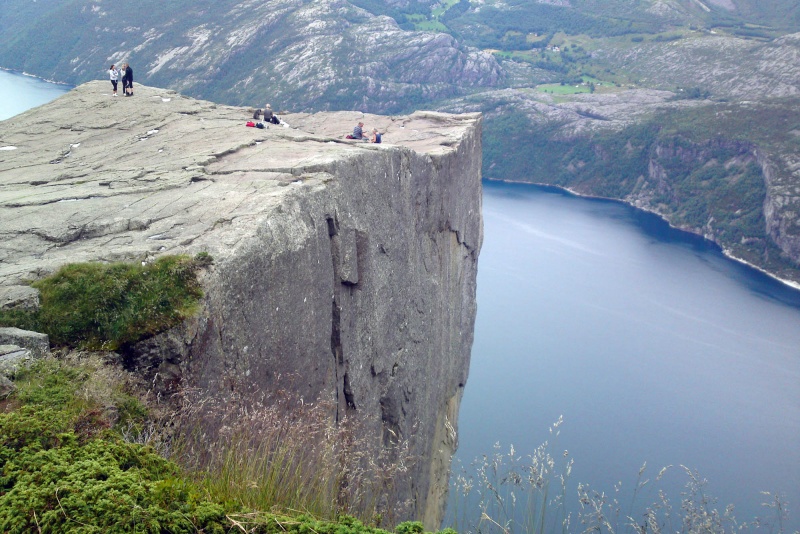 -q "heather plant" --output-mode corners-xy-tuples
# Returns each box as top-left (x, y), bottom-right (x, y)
(0, 253), (211, 350)
(0, 358), (229, 533)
